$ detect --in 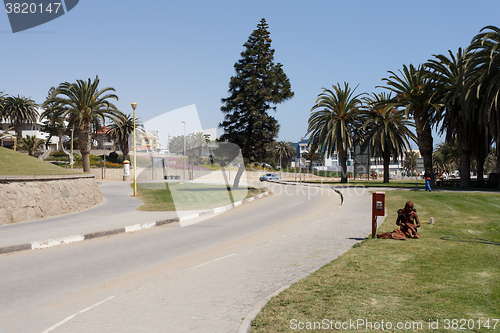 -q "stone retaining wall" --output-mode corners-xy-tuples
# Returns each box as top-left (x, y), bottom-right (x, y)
(0, 174), (103, 225)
